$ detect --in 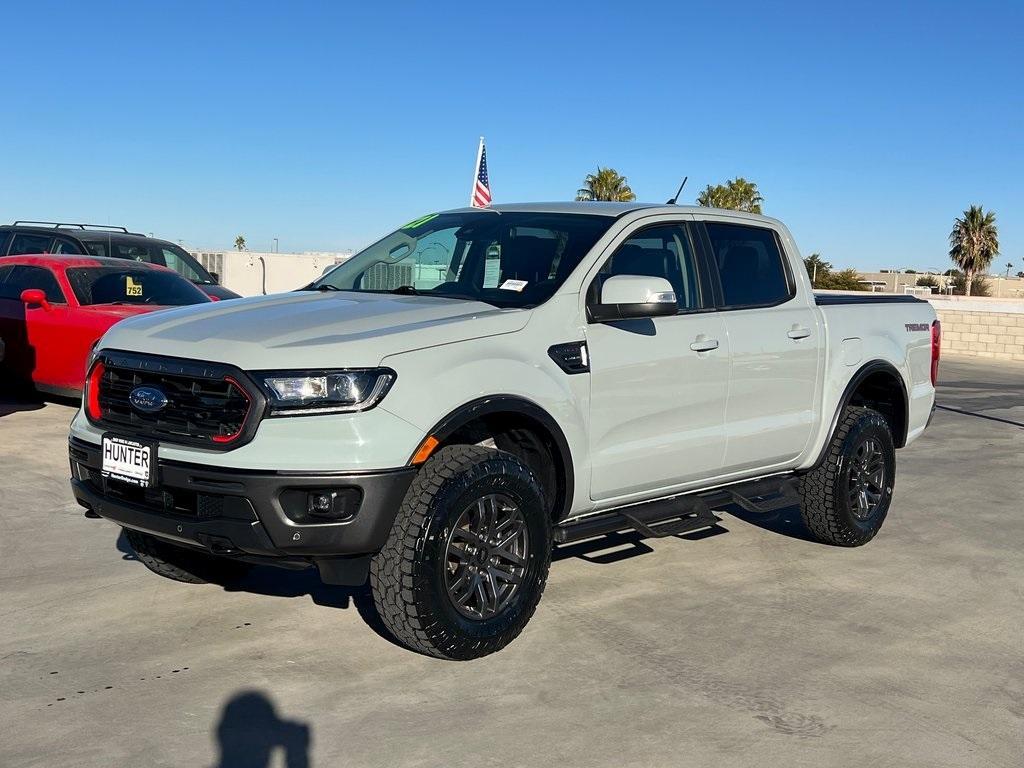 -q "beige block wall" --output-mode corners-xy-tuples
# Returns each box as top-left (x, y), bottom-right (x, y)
(935, 309), (1024, 362)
